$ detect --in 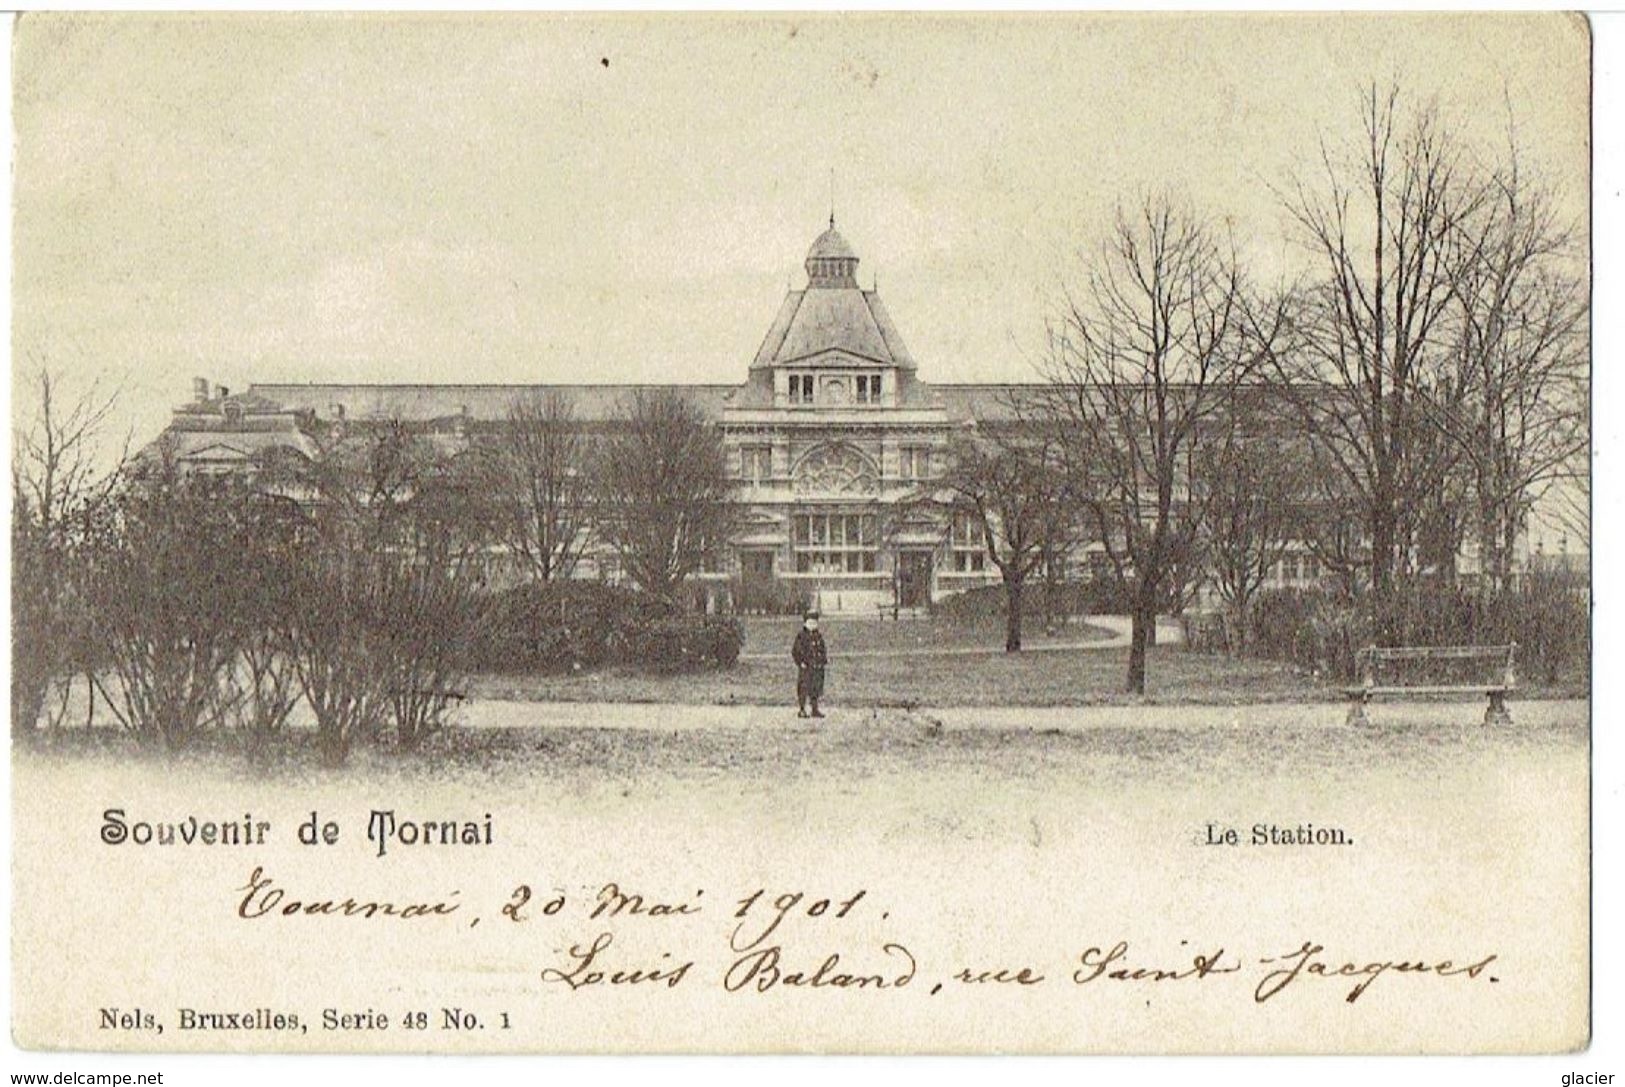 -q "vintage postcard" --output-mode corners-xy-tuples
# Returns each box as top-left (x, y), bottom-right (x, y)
(8, 11), (1592, 1057)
